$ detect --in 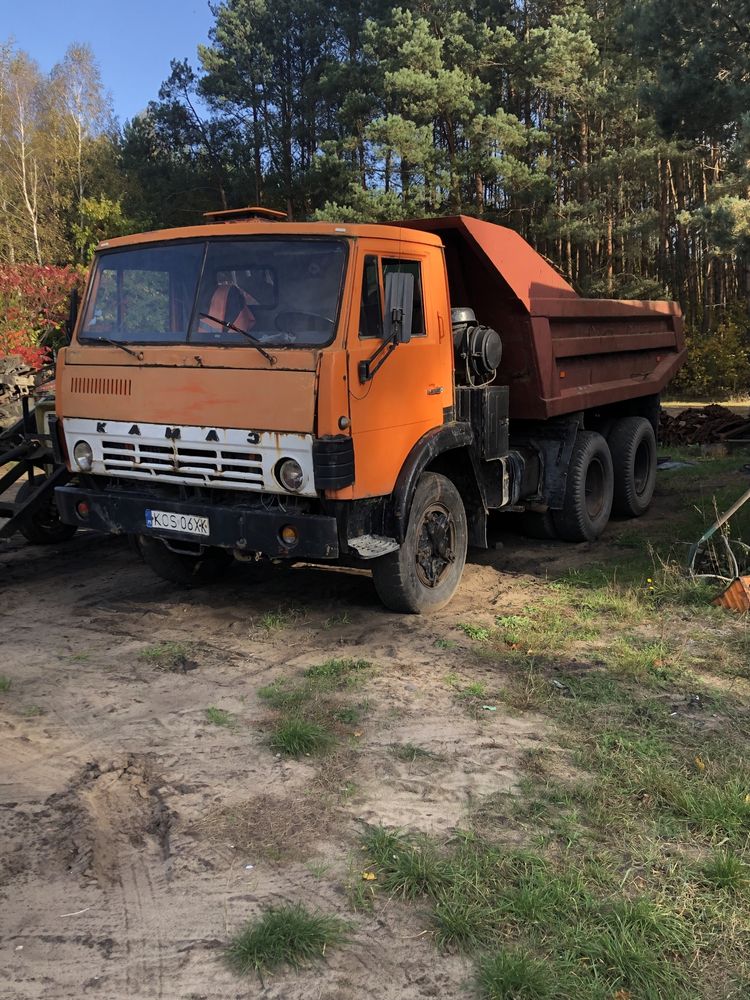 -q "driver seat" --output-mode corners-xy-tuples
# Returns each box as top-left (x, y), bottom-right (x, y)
(199, 283), (257, 335)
